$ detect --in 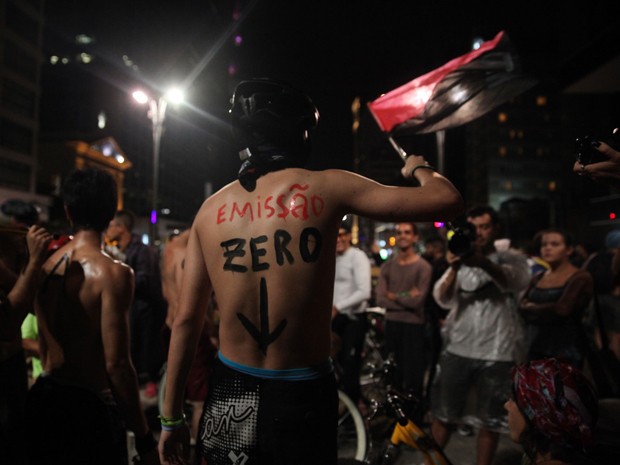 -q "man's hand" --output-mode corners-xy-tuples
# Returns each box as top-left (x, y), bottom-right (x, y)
(445, 250), (461, 269)
(25, 225), (52, 267)
(158, 425), (191, 465)
(401, 155), (431, 179)
(573, 141), (620, 188)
